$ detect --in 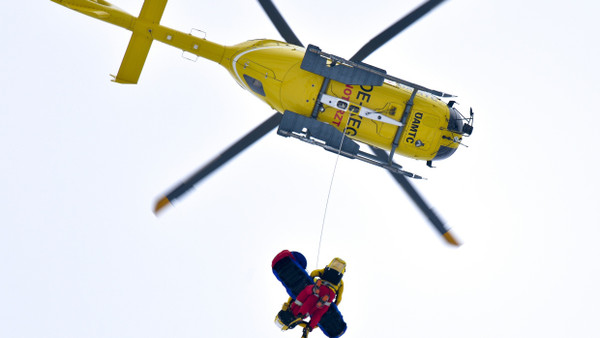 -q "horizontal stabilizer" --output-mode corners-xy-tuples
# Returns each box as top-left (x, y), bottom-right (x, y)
(112, 32), (153, 84)
(138, 0), (167, 23)
(112, 0), (168, 84)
